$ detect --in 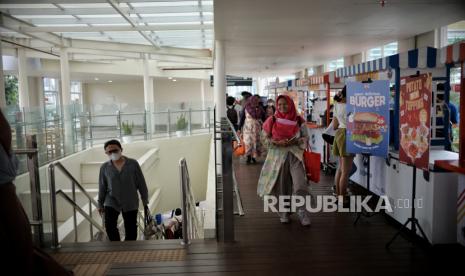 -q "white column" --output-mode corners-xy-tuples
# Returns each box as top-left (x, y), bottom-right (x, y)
(214, 40), (226, 118)
(200, 79), (207, 127)
(256, 77), (262, 96)
(434, 27), (448, 48)
(143, 54), (154, 135)
(60, 48), (71, 106)
(60, 47), (73, 153)
(17, 48), (30, 108)
(0, 42), (6, 108)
